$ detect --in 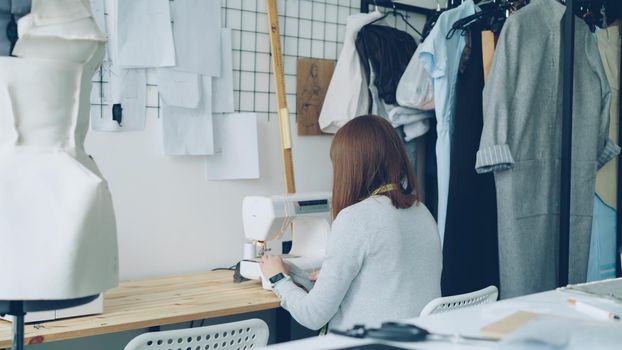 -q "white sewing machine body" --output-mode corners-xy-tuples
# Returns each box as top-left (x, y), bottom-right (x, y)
(240, 193), (331, 289)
